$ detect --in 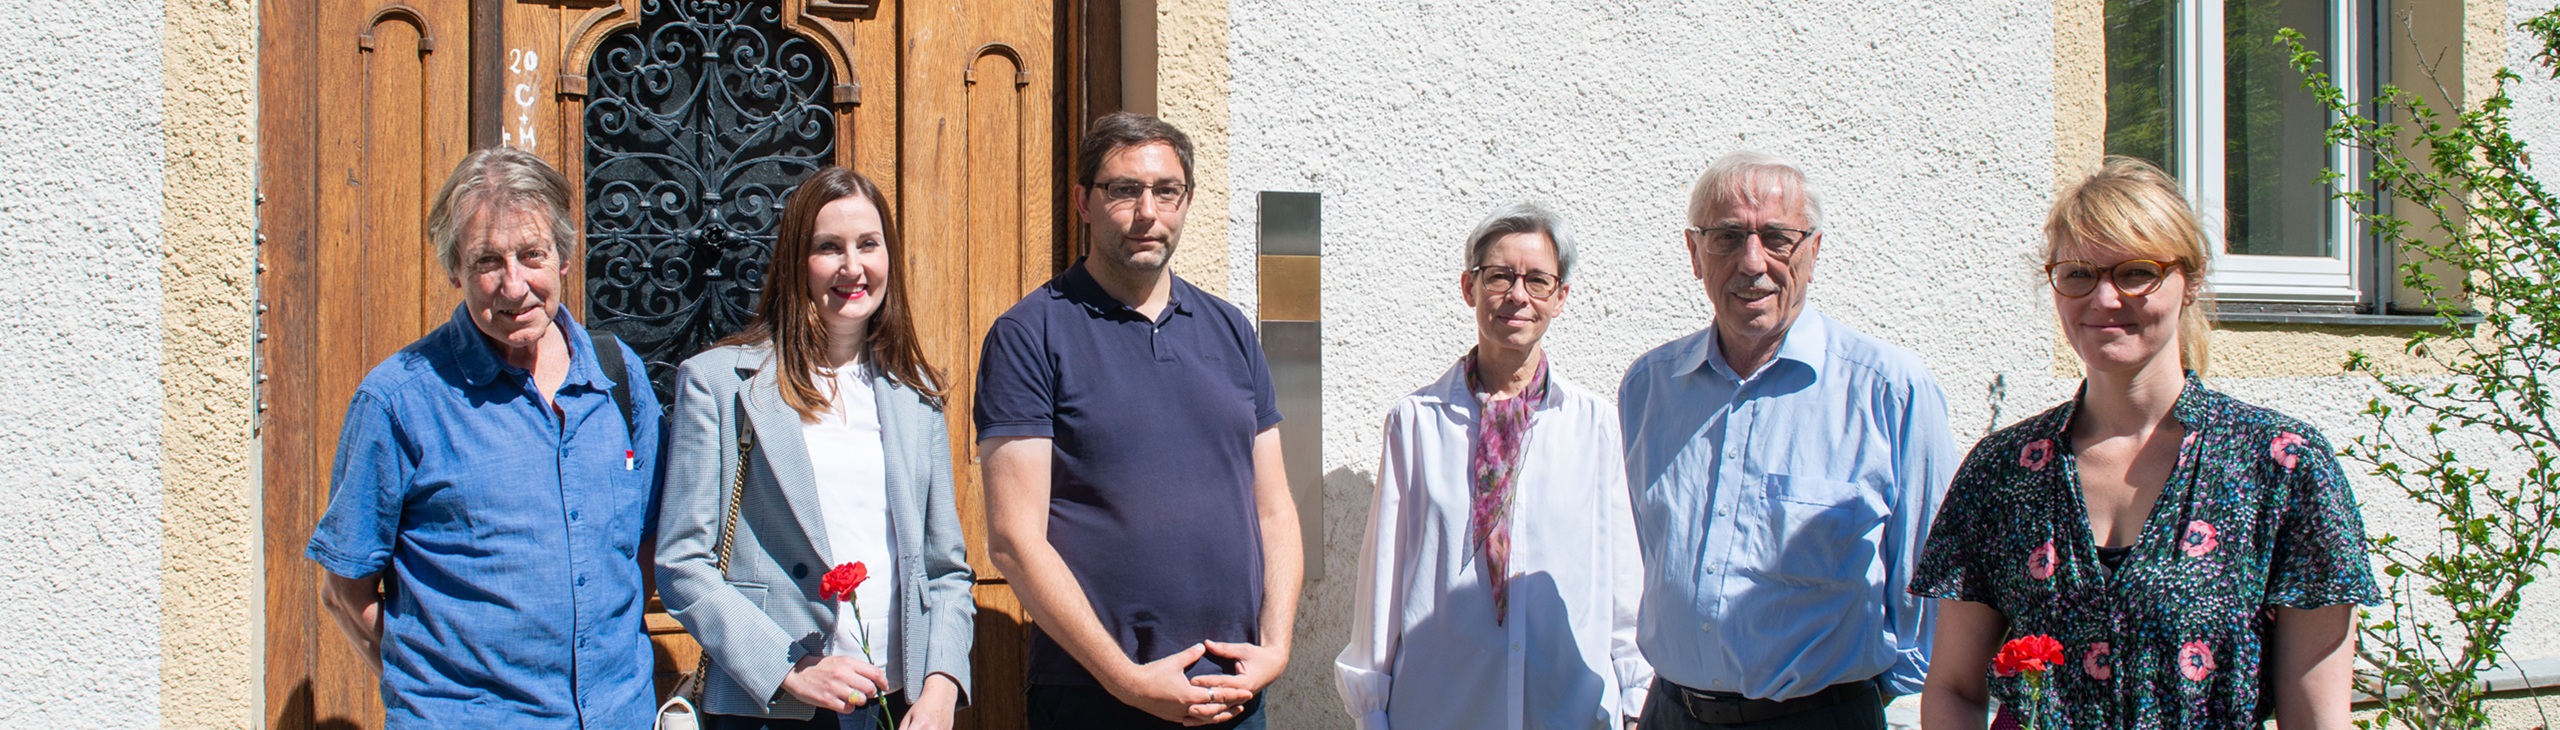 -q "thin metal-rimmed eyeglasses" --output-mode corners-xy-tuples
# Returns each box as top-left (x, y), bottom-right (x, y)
(2044, 258), (2182, 298)
(1689, 225), (1817, 258)
(1468, 265), (1561, 299)
(1096, 181), (1192, 207)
